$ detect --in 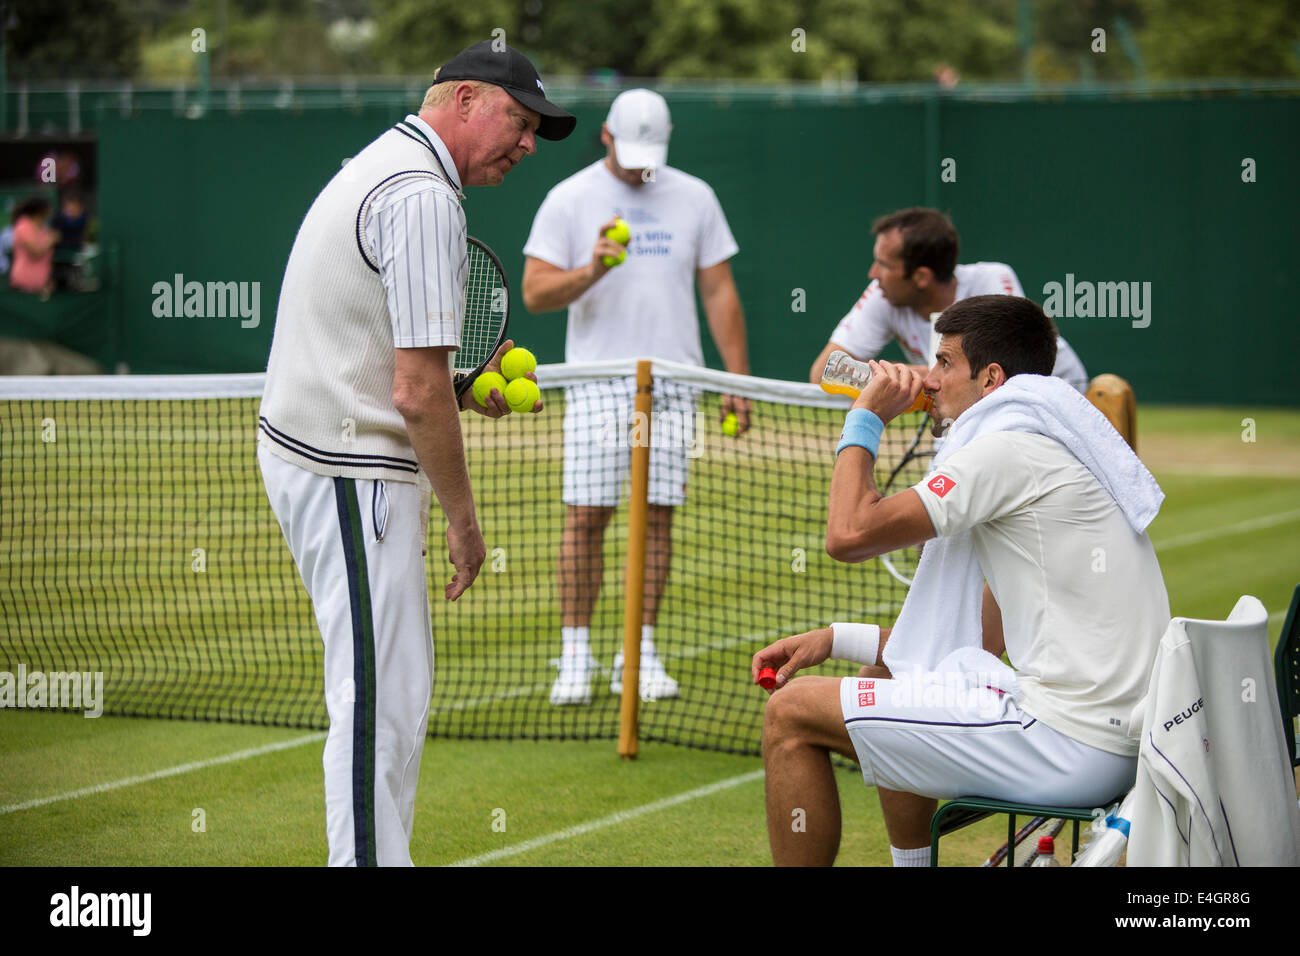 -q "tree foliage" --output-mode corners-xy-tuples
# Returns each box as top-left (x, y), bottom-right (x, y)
(8, 0), (1299, 83)
(7, 0), (142, 79)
